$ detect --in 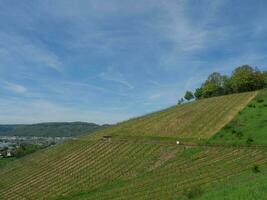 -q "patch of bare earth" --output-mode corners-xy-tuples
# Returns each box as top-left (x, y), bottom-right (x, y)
(149, 150), (177, 171)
